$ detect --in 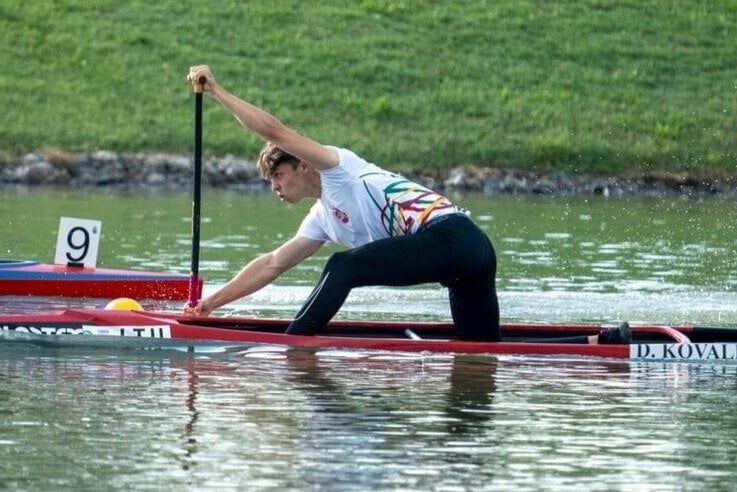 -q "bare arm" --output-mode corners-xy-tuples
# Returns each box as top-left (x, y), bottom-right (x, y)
(185, 236), (324, 316)
(187, 65), (339, 171)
